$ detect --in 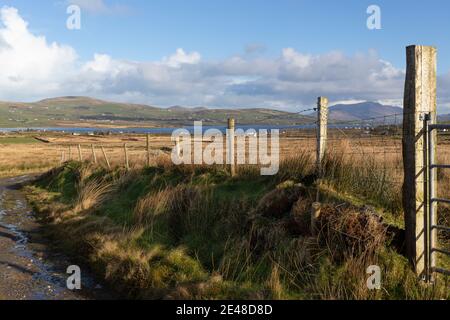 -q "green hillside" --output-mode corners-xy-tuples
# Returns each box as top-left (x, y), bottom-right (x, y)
(0, 96), (312, 128)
